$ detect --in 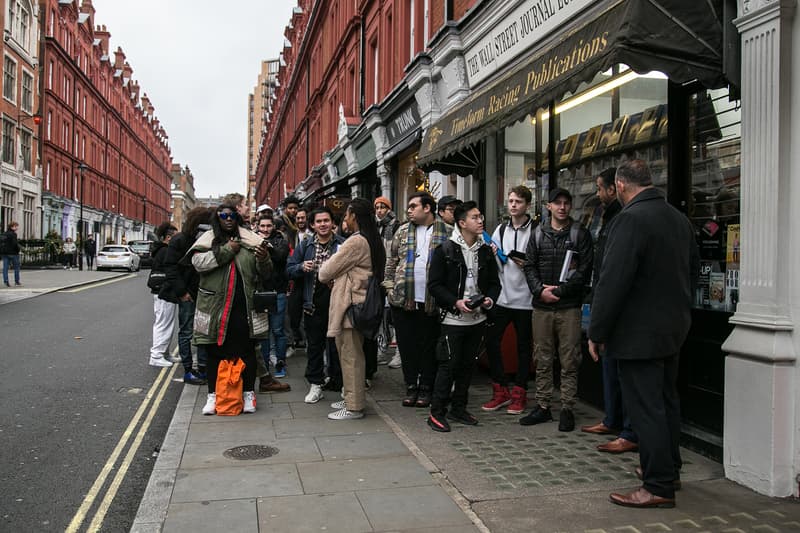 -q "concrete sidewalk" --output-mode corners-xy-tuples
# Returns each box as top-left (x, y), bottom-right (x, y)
(0, 269), (132, 305)
(133, 353), (800, 533)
